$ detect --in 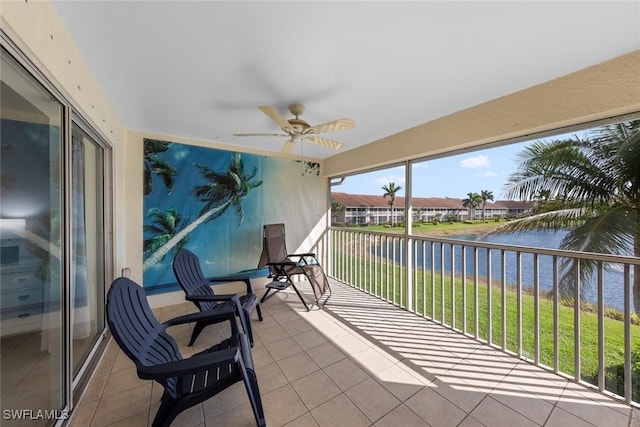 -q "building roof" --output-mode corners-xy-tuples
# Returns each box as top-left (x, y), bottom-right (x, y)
(331, 193), (531, 210)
